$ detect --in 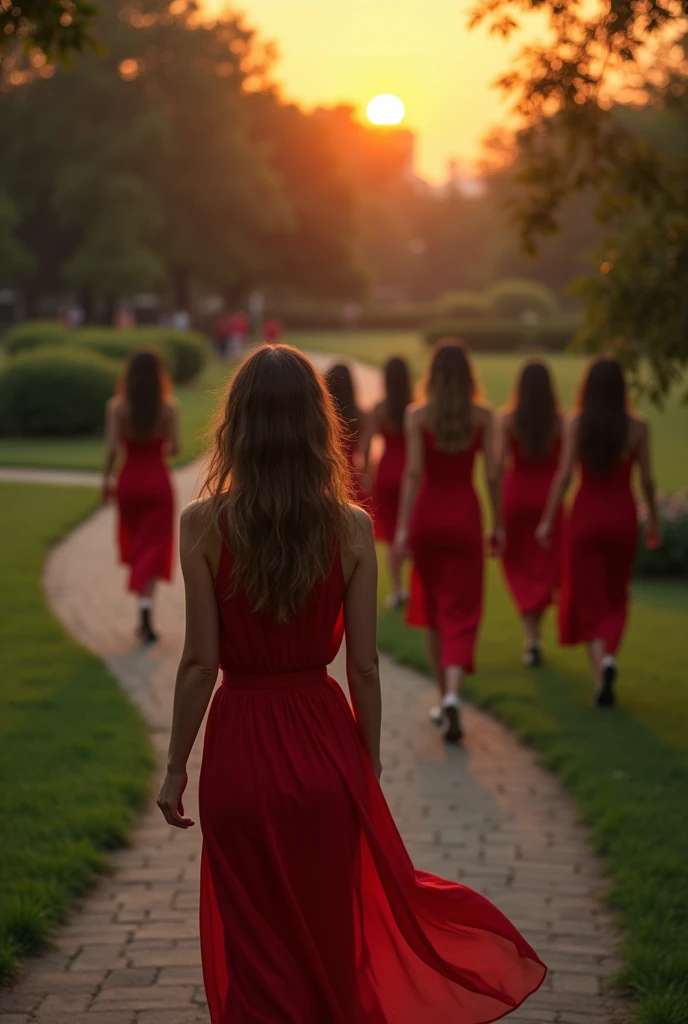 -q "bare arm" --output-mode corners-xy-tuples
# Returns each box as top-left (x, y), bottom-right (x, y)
(361, 404), (381, 477)
(480, 409), (504, 553)
(637, 420), (659, 539)
(394, 406), (424, 550)
(101, 399), (121, 497)
(158, 506), (220, 828)
(344, 510), (382, 779)
(166, 401), (181, 459)
(537, 417), (577, 543)
(494, 412), (510, 481)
